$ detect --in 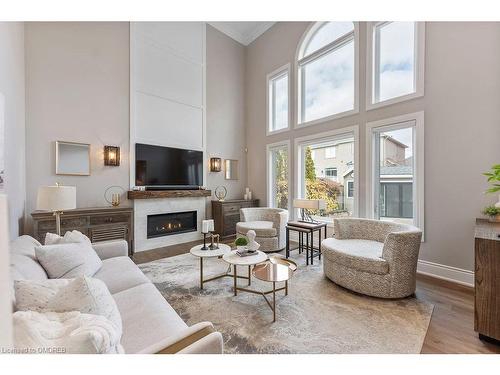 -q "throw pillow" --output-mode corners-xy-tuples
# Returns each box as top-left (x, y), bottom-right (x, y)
(14, 310), (123, 354)
(45, 230), (92, 246)
(14, 276), (122, 335)
(35, 242), (102, 278)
